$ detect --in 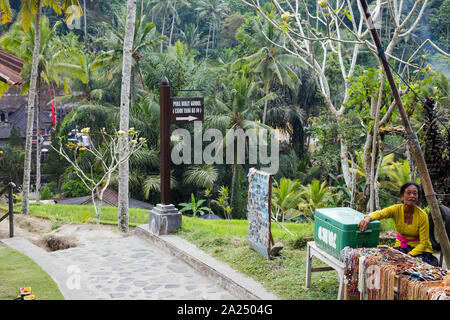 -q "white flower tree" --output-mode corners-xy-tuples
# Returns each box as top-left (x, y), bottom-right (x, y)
(241, 0), (448, 210)
(53, 127), (146, 224)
